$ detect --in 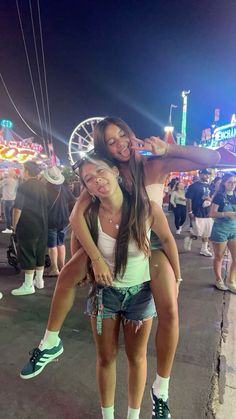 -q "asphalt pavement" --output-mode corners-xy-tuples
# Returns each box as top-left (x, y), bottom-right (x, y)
(0, 215), (235, 419)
